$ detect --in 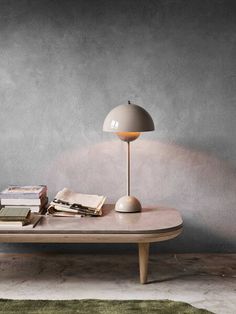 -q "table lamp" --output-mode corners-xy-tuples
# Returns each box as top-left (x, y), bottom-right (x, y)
(103, 101), (155, 213)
